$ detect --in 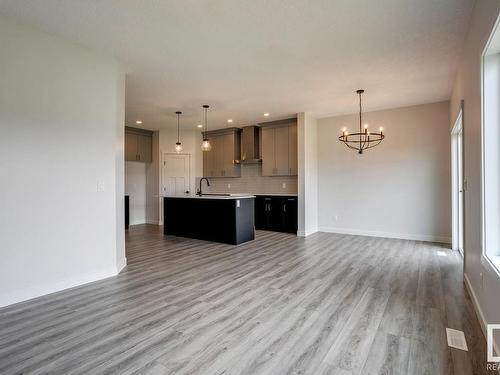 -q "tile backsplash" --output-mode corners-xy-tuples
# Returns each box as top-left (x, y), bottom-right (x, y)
(196, 164), (297, 194)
